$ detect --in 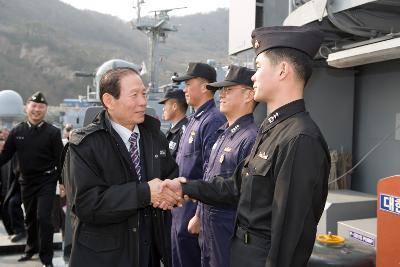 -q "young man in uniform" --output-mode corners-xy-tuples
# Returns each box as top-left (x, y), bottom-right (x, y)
(170, 62), (226, 267)
(158, 89), (188, 159)
(161, 26), (331, 267)
(195, 65), (258, 267)
(0, 92), (64, 267)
